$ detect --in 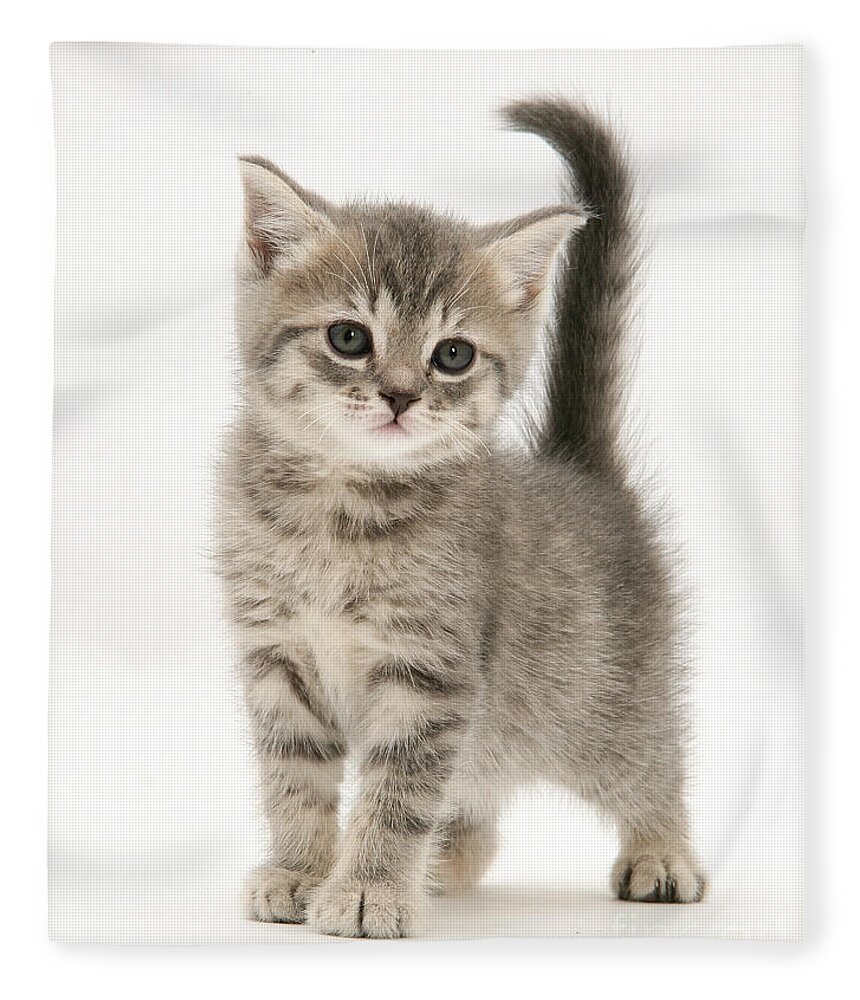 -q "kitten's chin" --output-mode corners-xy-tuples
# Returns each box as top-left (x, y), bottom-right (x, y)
(326, 424), (451, 473)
